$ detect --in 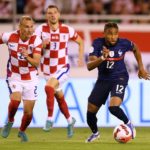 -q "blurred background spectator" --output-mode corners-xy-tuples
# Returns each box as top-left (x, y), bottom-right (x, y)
(0, 0), (150, 23)
(0, 0), (12, 18)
